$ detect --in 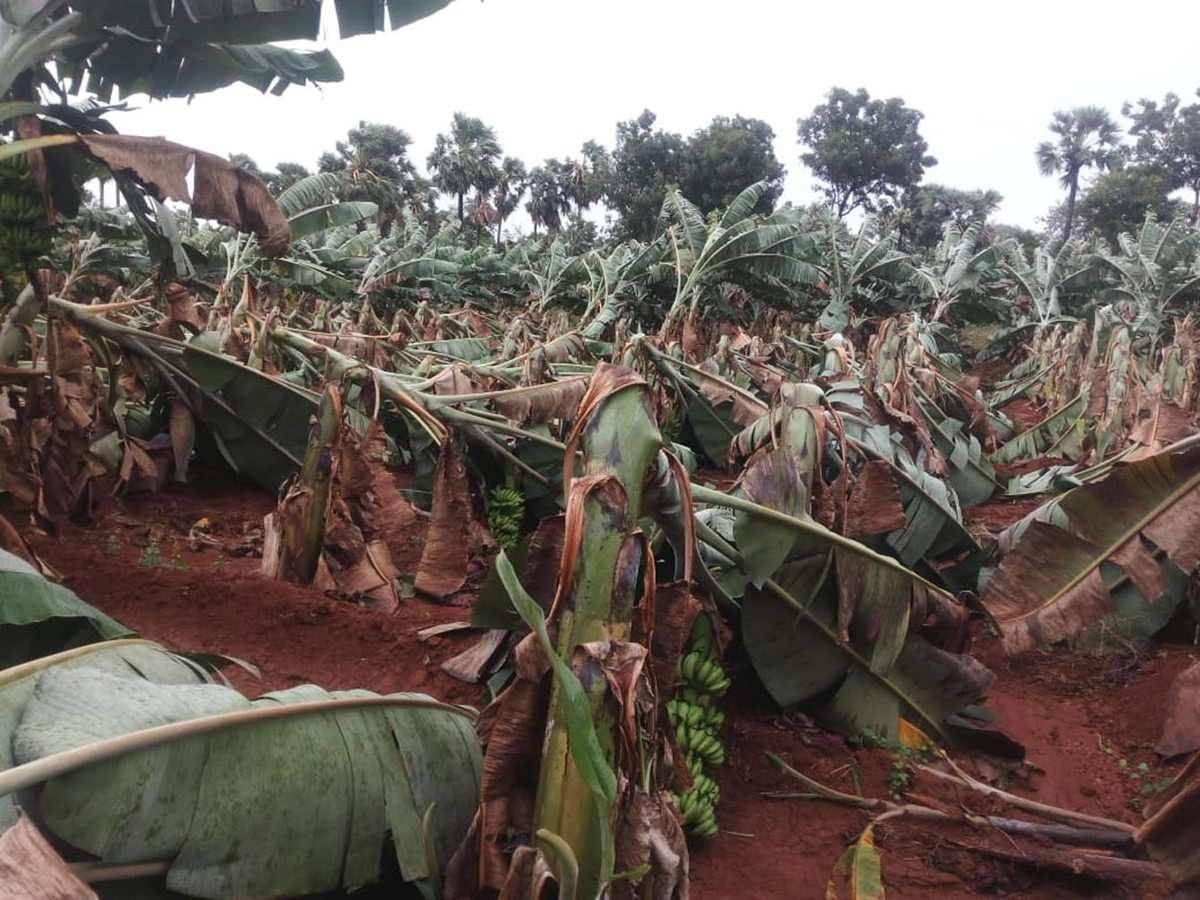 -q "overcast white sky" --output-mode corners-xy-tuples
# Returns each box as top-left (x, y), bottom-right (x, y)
(113, 0), (1198, 230)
